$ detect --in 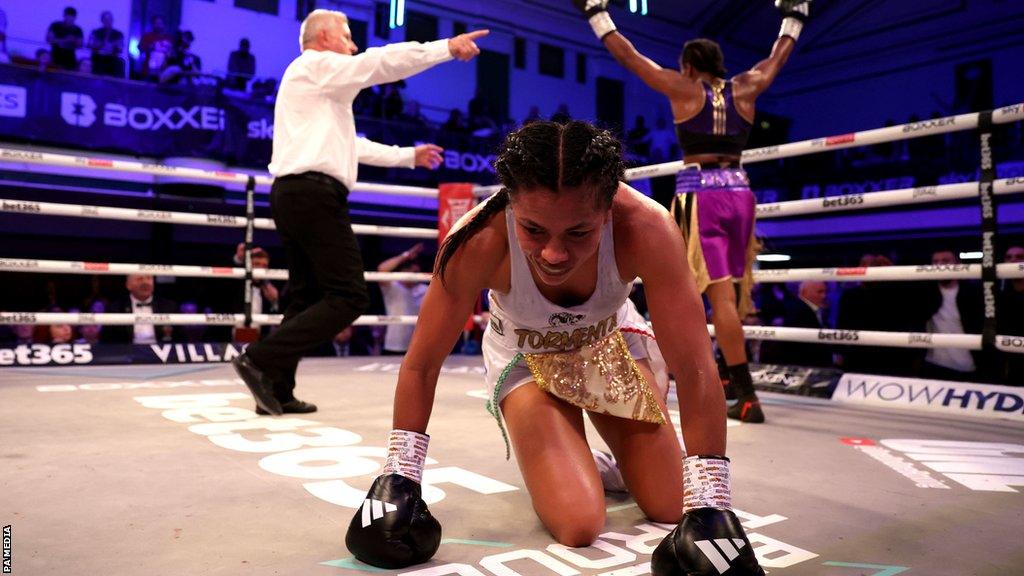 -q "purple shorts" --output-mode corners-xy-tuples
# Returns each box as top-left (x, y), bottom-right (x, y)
(675, 168), (755, 282)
